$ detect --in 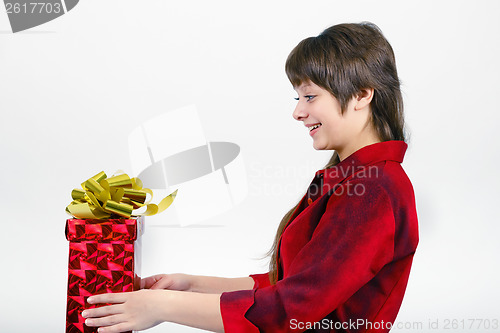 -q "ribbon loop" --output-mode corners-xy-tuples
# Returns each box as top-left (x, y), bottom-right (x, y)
(66, 171), (177, 219)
